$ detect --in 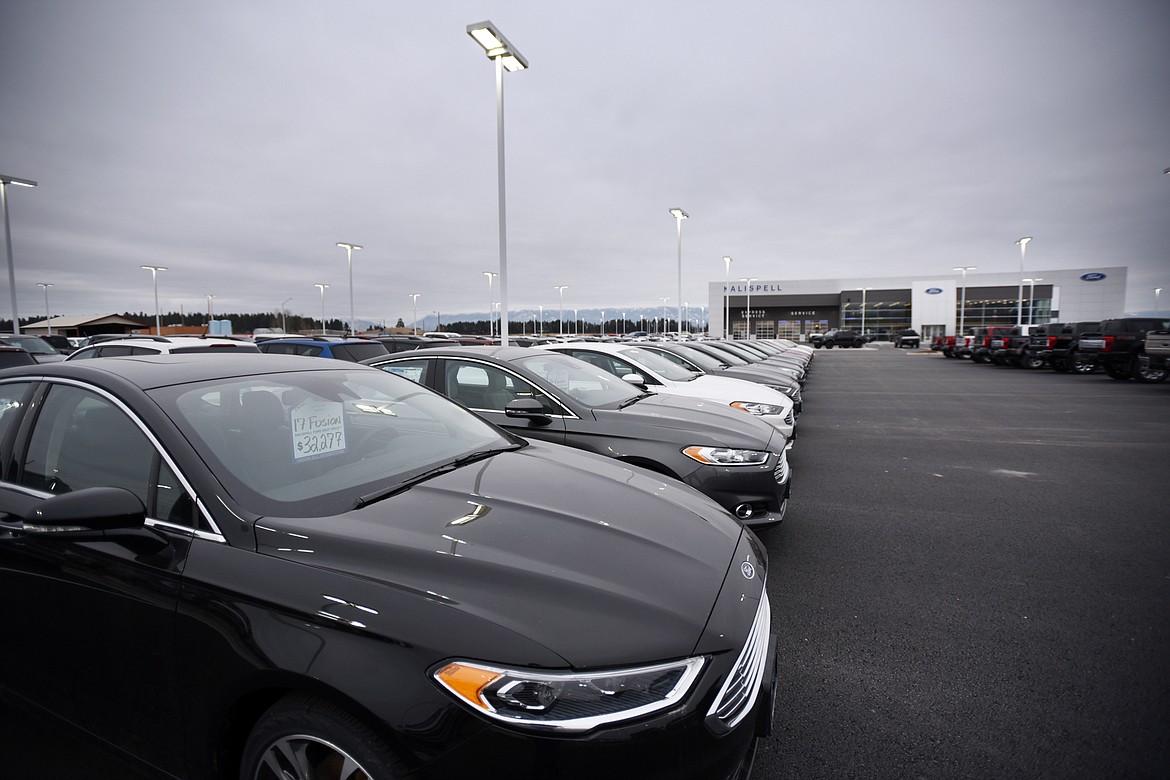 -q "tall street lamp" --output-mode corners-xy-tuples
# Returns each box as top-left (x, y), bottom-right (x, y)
(600, 310), (605, 336)
(740, 278), (757, 339)
(1015, 237), (1032, 327)
(1023, 278), (1042, 325)
(336, 242), (362, 335)
(659, 296), (670, 334)
(2, 173), (37, 333)
(953, 266), (976, 335)
(538, 305), (543, 335)
(554, 285), (568, 336)
(722, 256), (732, 339)
(1155, 287), (1163, 313)
(669, 208), (688, 335)
(467, 20), (528, 347)
(860, 287), (871, 335)
(206, 293), (215, 325)
(141, 265), (168, 335)
(280, 297), (292, 333)
(409, 293), (421, 335)
(315, 283), (330, 333)
(483, 271), (497, 337)
(37, 282), (53, 335)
